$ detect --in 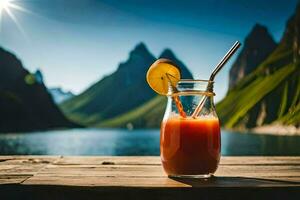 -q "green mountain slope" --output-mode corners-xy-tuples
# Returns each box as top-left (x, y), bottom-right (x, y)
(217, 6), (300, 129)
(97, 95), (166, 128)
(61, 43), (157, 125)
(61, 43), (193, 128)
(0, 47), (76, 133)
